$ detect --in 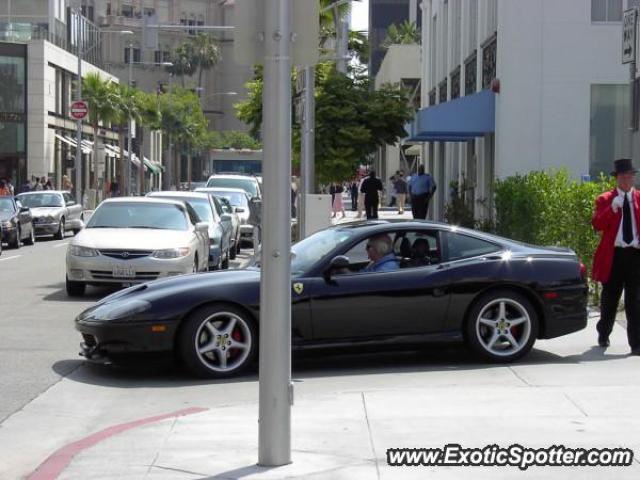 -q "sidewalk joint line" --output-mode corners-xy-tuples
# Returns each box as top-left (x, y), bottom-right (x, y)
(507, 366), (532, 386)
(563, 392), (588, 418)
(361, 392), (381, 480)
